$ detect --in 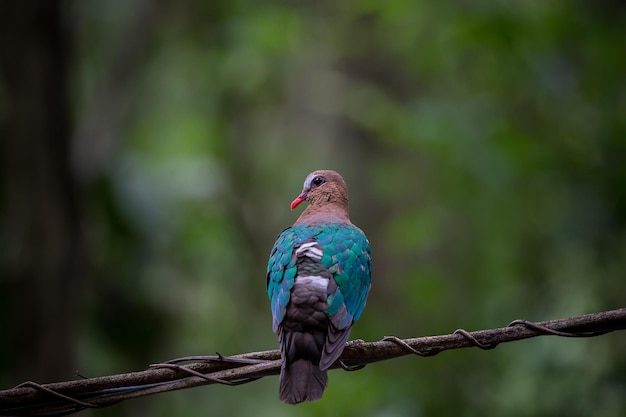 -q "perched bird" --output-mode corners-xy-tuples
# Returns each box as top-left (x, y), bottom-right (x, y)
(267, 170), (372, 404)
